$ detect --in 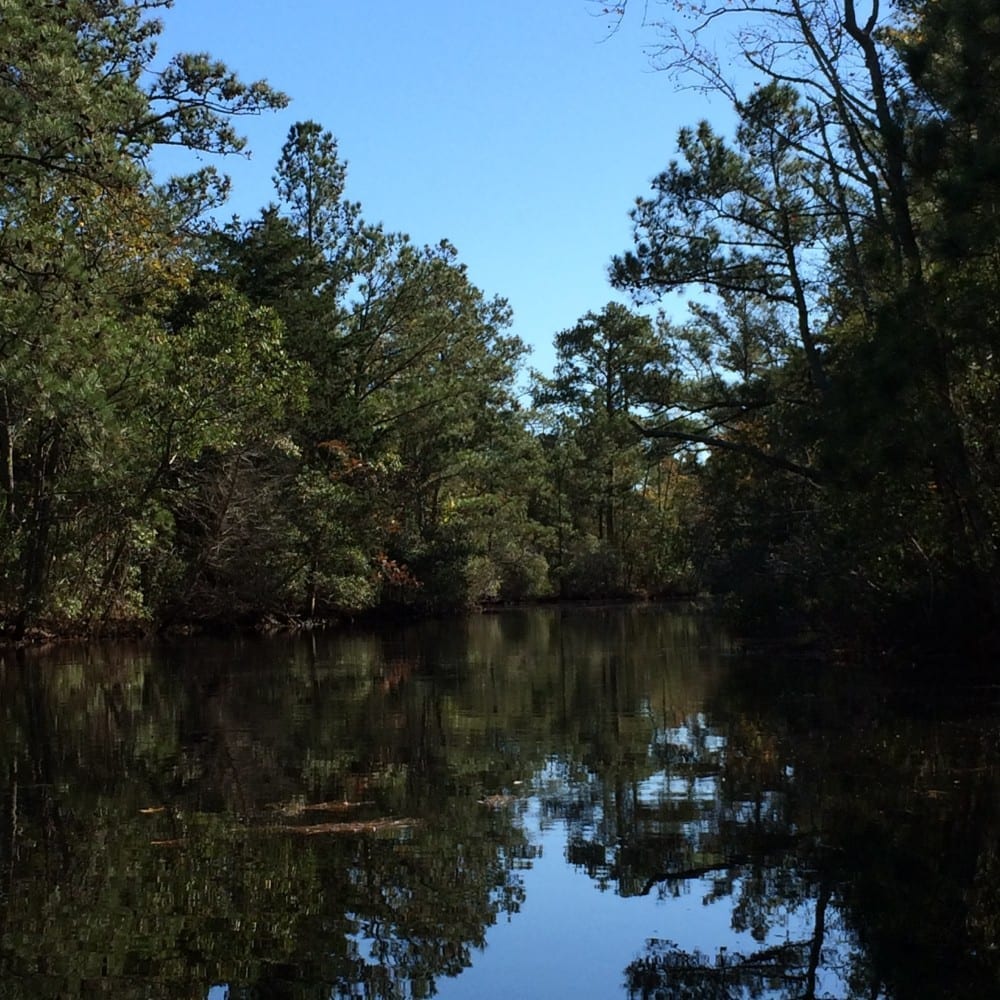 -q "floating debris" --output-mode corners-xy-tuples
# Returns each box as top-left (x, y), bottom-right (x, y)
(265, 799), (374, 817)
(273, 818), (420, 836)
(478, 794), (516, 810)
